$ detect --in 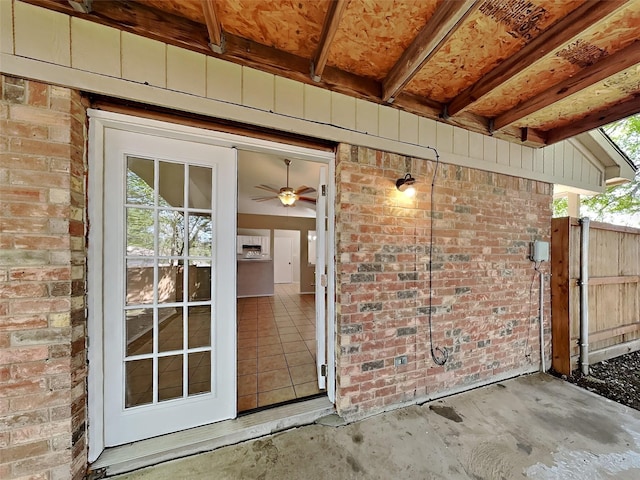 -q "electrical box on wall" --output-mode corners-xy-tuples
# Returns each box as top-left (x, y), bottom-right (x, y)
(529, 240), (549, 262)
